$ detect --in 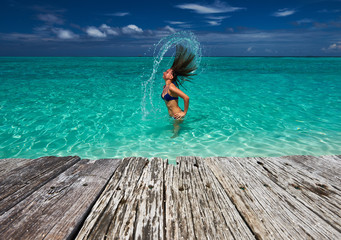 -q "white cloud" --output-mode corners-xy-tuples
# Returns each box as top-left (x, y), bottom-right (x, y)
(322, 42), (341, 51)
(295, 19), (313, 25)
(176, 1), (245, 14)
(272, 8), (296, 17)
(163, 25), (176, 33)
(52, 28), (78, 39)
(37, 13), (64, 24)
(86, 26), (106, 38)
(84, 24), (143, 38)
(100, 24), (119, 35)
(107, 12), (130, 17)
(166, 21), (186, 25)
(247, 47), (253, 52)
(207, 21), (220, 26)
(330, 43), (341, 49)
(165, 21), (192, 28)
(206, 16), (230, 20)
(206, 16), (229, 26)
(122, 24), (143, 34)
